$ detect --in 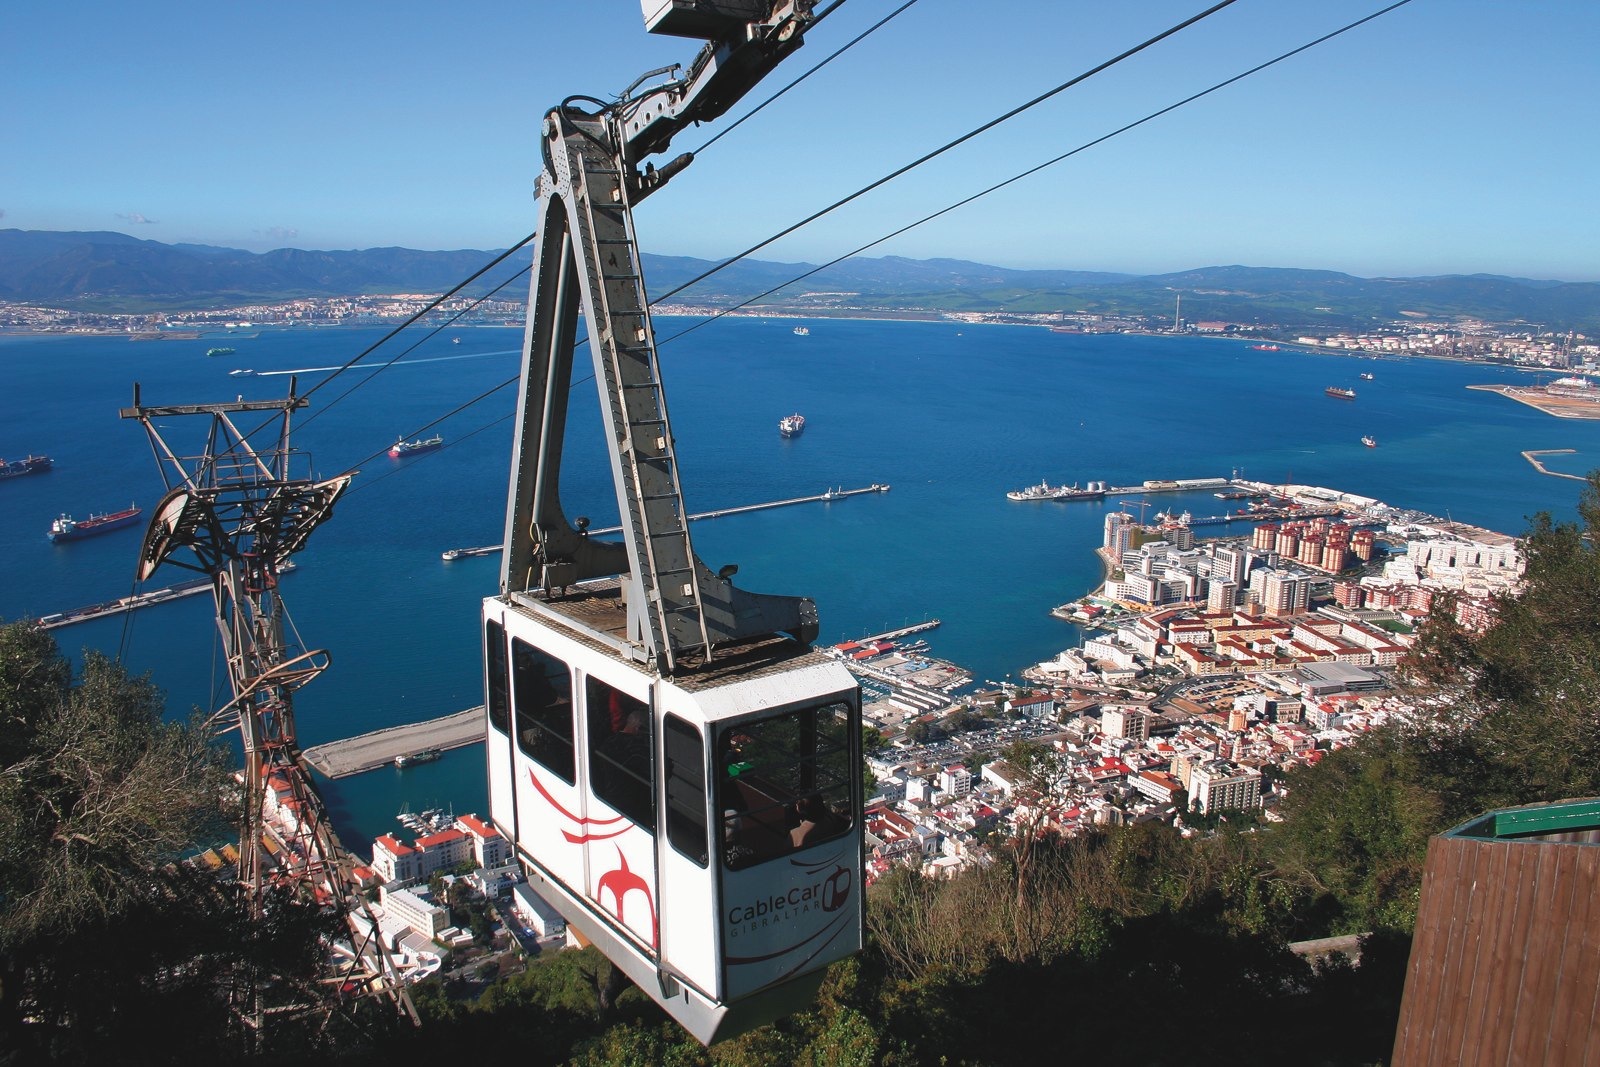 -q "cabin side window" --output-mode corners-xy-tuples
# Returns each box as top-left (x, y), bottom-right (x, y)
(663, 714), (708, 867)
(511, 637), (574, 783)
(719, 700), (855, 870)
(485, 619), (509, 736)
(586, 677), (654, 831)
